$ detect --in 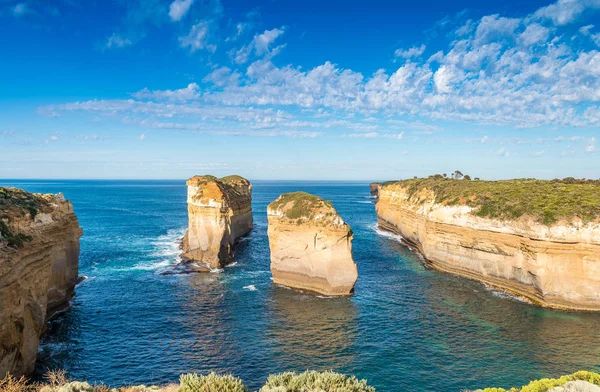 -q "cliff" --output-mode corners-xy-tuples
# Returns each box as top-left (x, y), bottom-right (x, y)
(375, 178), (600, 311)
(369, 183), (380, 200)
(181, 175), (253, 270)
(0, 187), (82, 378)
(267, 192), (357, 296)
